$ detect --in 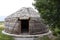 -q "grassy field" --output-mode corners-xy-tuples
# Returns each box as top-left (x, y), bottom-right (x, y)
(0, 21), (14, 40)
